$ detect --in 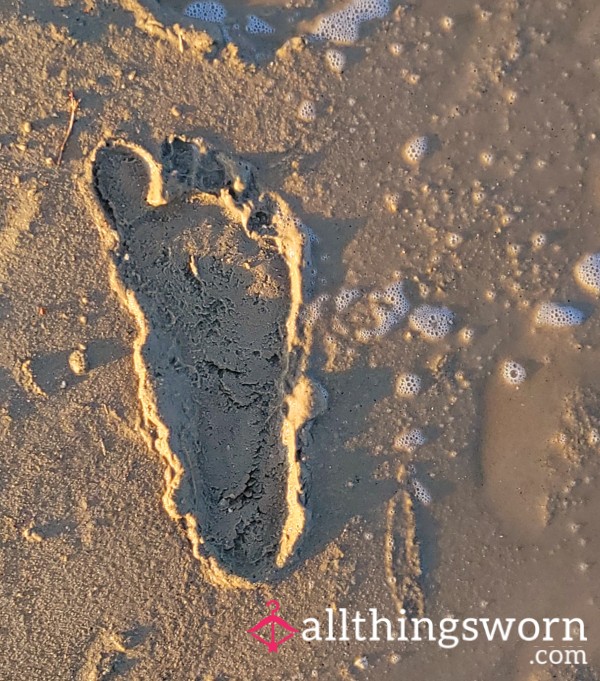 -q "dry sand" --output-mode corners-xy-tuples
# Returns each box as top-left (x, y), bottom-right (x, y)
(0, 0), (599, 679)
